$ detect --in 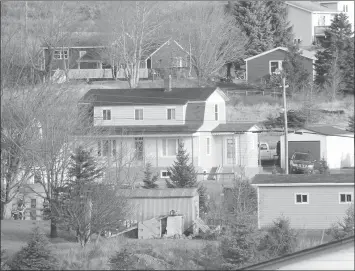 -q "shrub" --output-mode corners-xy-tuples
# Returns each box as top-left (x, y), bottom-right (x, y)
(1, 249), (10, 270)
(8, 227), (58, 270)
(108, 248), (138, 270)
(258, 217), (297, 259)
(327, 204), (354, 240)
(263, 110), (307, 129)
